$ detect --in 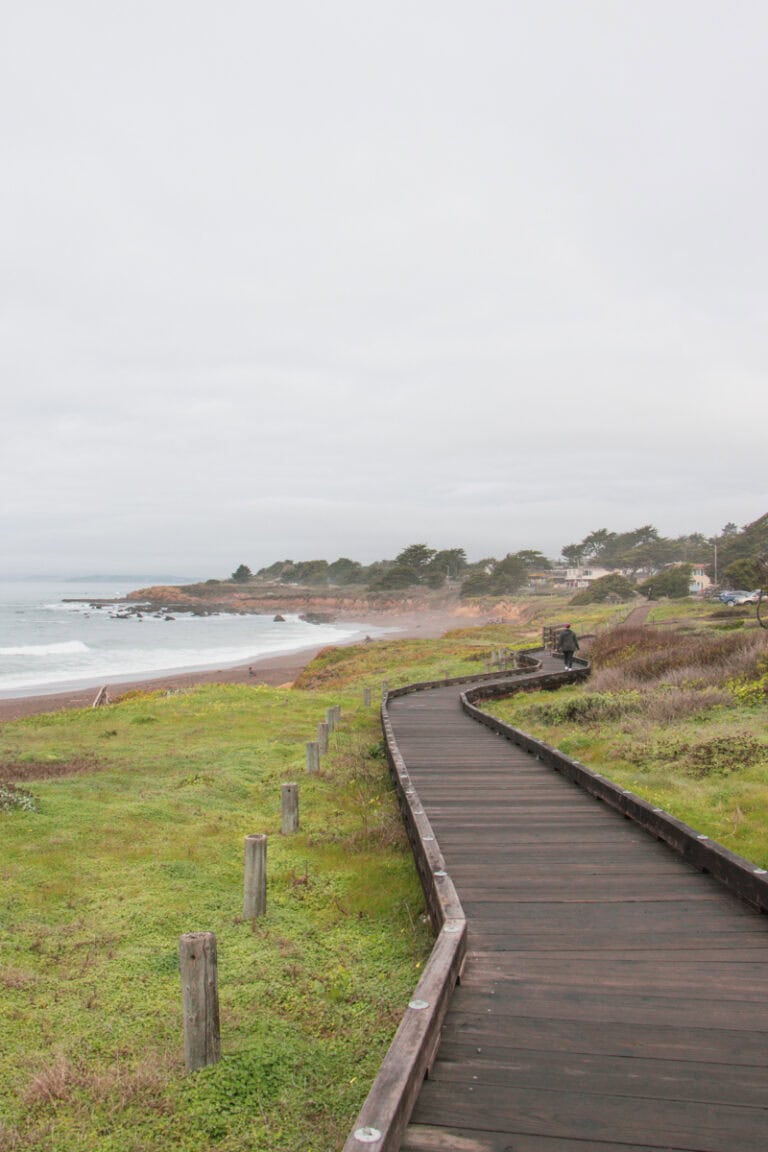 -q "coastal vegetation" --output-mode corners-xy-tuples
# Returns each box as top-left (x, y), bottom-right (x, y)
(2, 590), (767, 1150)
(0, 683), (432, 1151)
(223, 514), (768, 595)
